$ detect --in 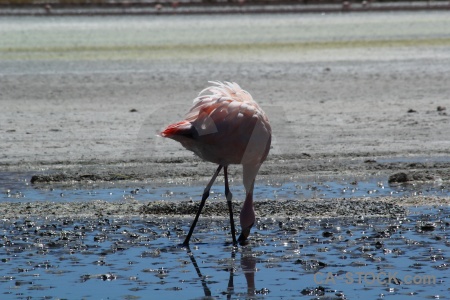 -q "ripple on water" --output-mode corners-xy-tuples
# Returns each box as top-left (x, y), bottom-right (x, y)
(0, 206), (448, 299)
(1, 171), (449, 203)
